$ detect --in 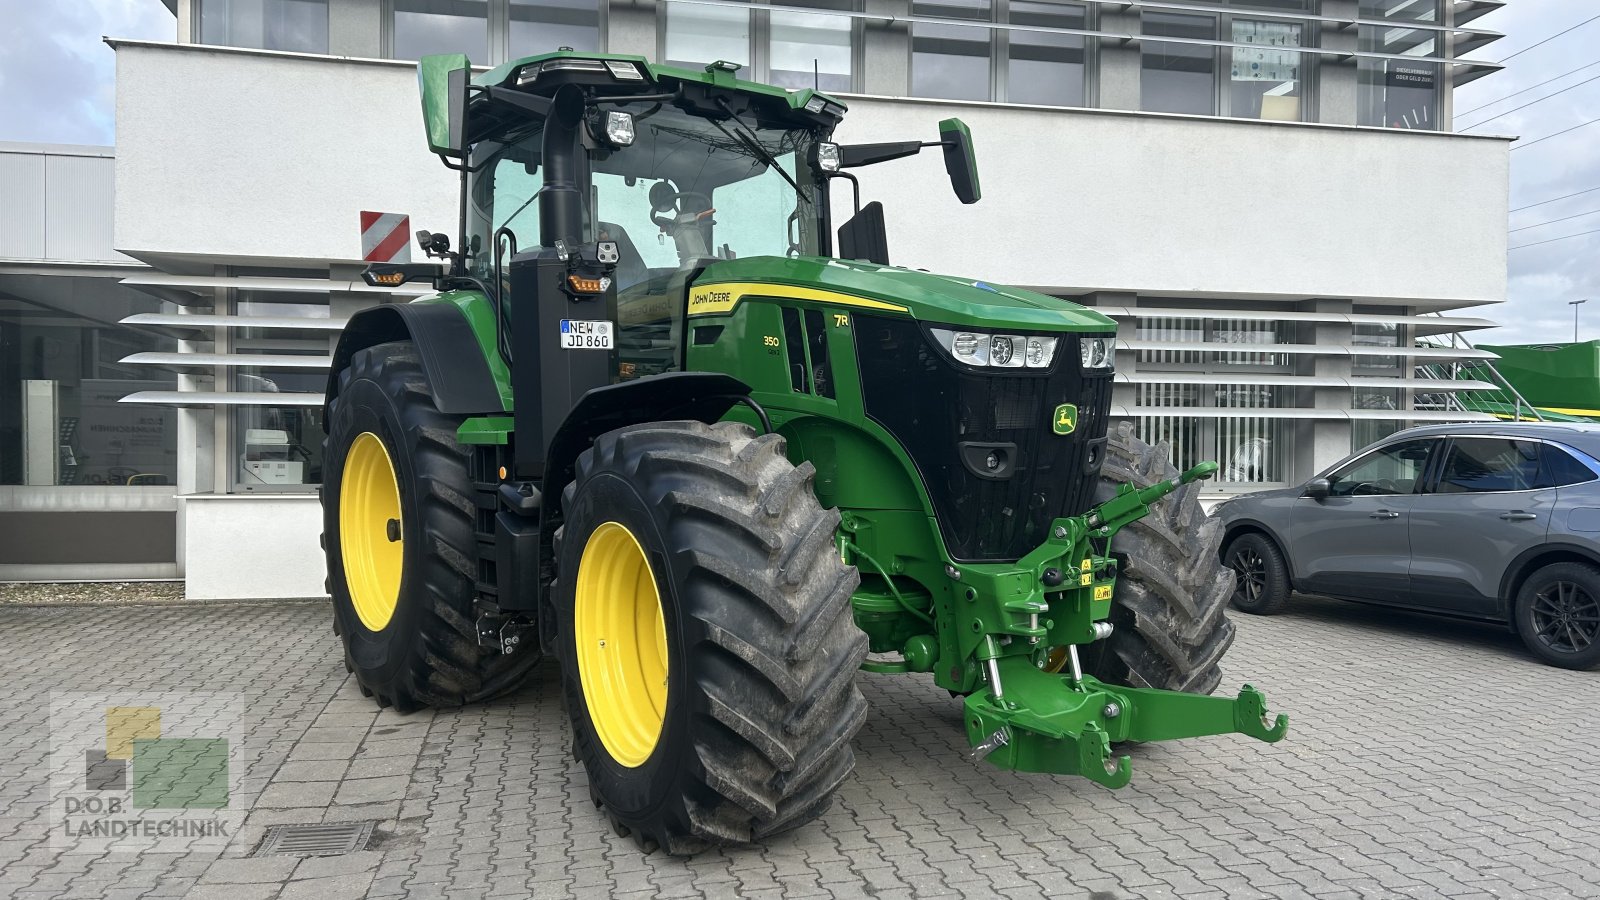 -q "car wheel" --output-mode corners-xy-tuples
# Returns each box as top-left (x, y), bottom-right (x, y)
(1514, 562), (1600, 670)
(1224, 533), (1291, 616)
